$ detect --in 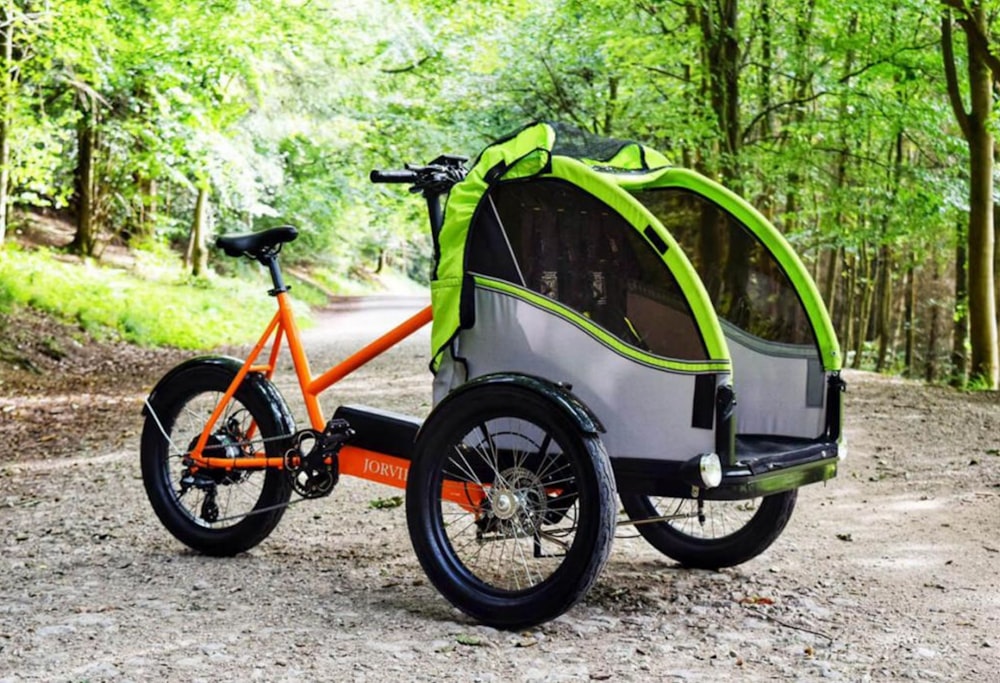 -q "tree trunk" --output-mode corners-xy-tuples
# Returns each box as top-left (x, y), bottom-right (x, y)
(925, 256), (942, 382)
(699, 0), (740, 186)
(903, 259), (916, 377)
(0, 7), (13, 246)
(966, 110), (997, 386)
(128, 175), (157, 244)
(942, 5), (999, 388)
(755, 0), (774, 218)
(822, 245), (842, 323)
(825, 11), (859, 341)
(873, 129), (906, 372)
(148, 179), (158, 234)
(759, 0), (774, 137)
(852, 243), (874, 369)
(875, 244), (893, 372)
(842, 250), (857, 358)
(601, 76), (618, 136)
(864, 253), (879, 343)
(188, 185), (210, 277)
(69, 101), (98, 256)
(779, 0), (818, 236)
(952, 220), (969, 386)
